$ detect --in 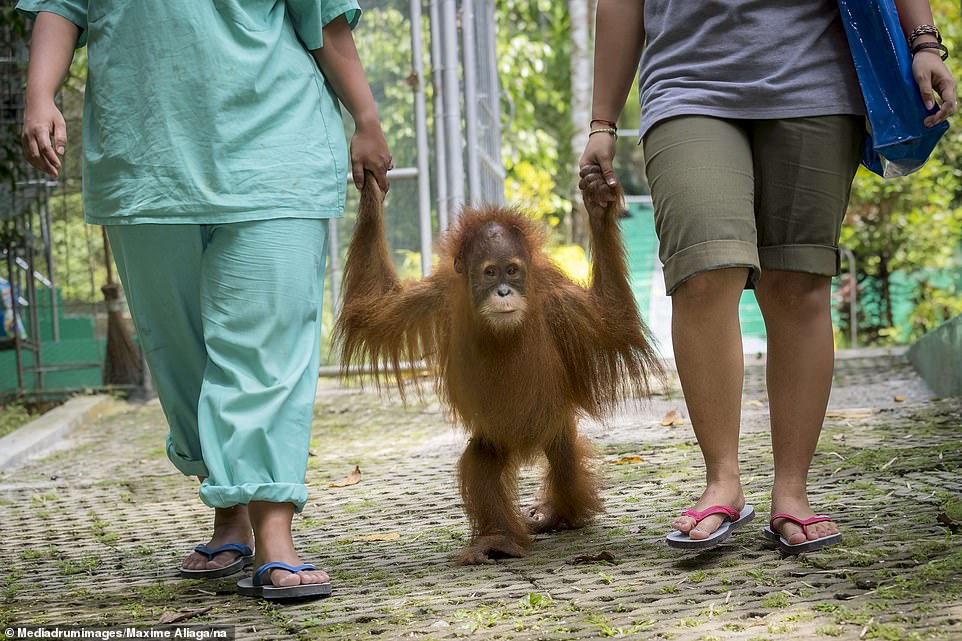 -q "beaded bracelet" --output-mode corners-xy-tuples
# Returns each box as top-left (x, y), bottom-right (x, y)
(911, 41), (949, 61)
(590, 118), (617, 129)
(589, 127), (618, 139)
(908, 24), (941, 48)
